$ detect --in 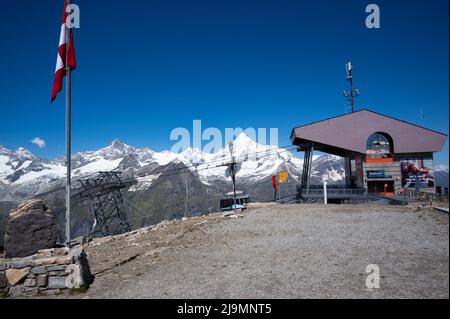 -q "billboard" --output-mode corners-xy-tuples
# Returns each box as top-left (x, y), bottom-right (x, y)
(400, 158), (434, 188)
(279, 171), (288, 183)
